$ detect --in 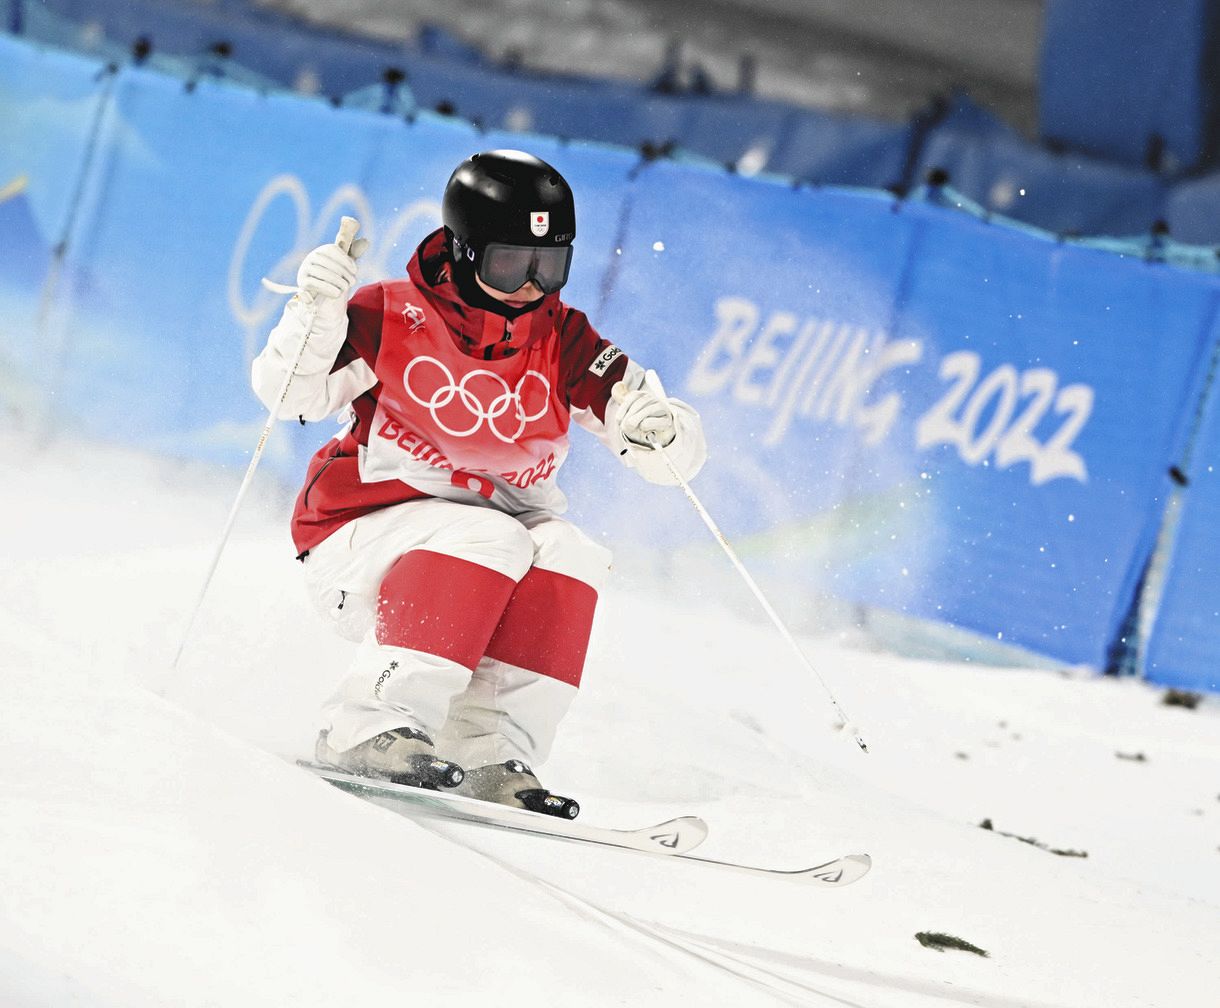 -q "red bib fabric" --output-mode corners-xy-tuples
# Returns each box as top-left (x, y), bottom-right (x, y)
(287, 229), (630, 554)
(359, 280), (573, 511)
